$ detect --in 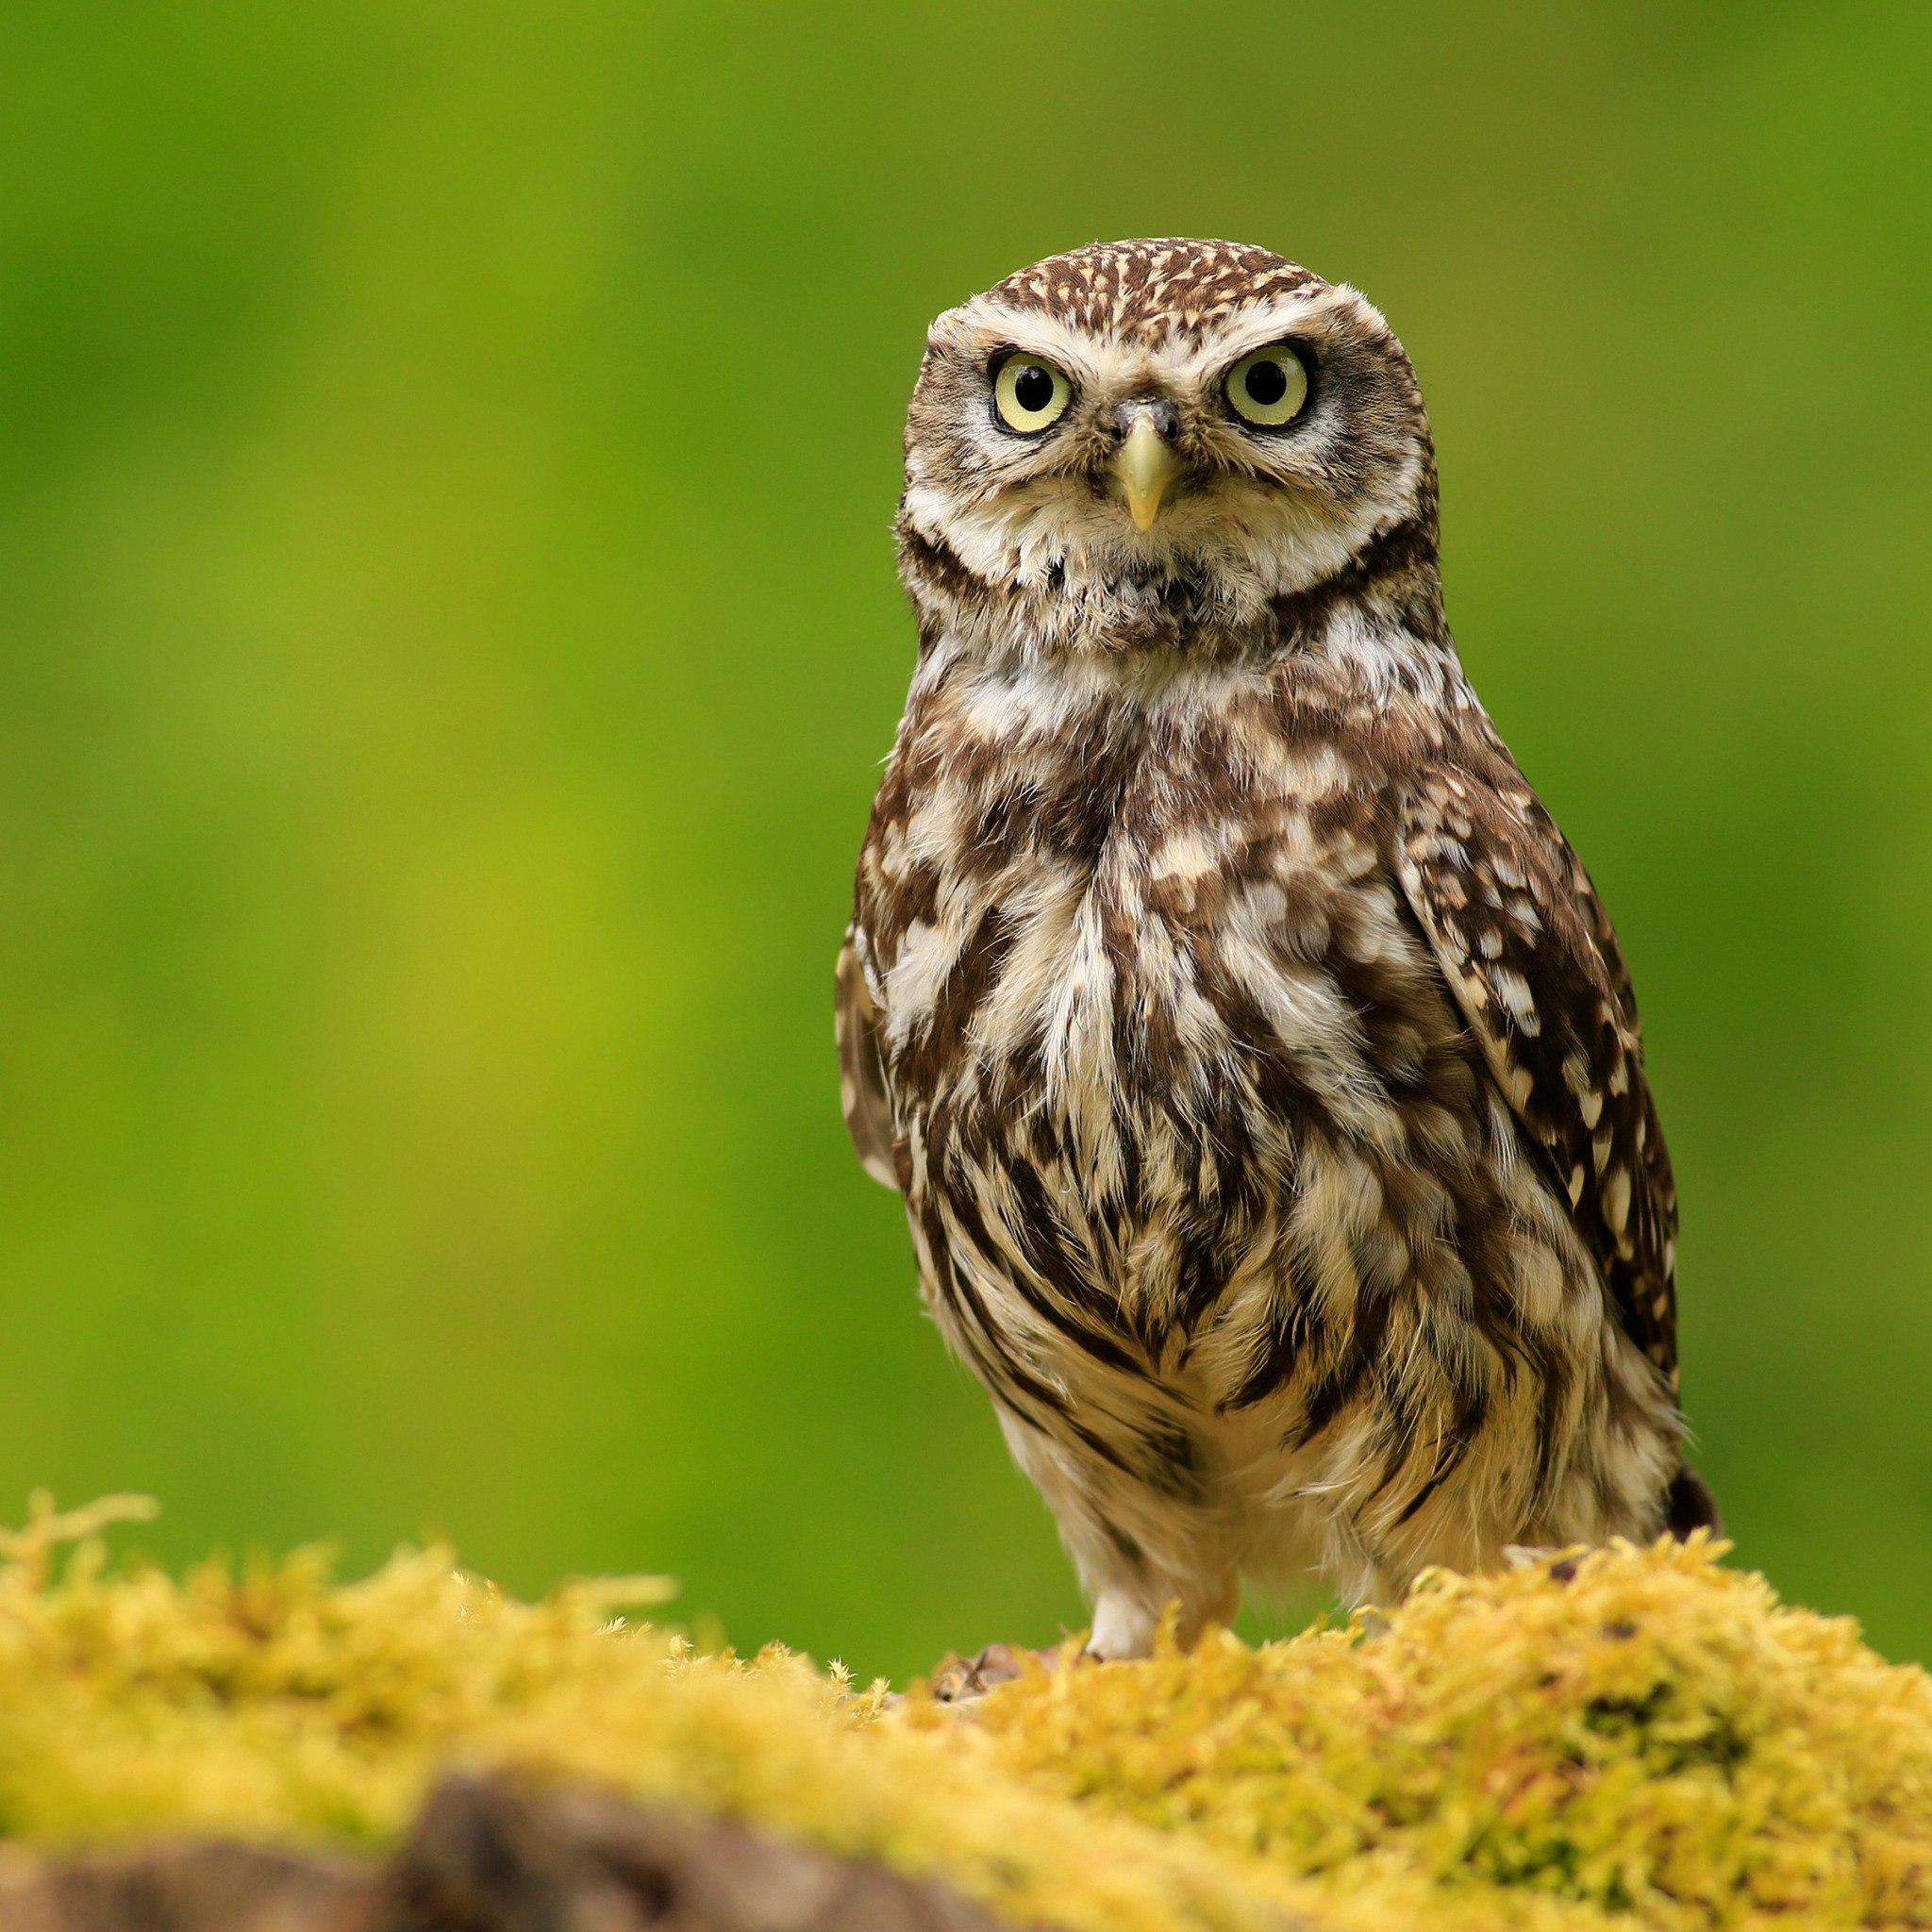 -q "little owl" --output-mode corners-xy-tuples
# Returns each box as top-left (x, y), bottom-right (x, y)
(837, 239), (1715, 1660)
